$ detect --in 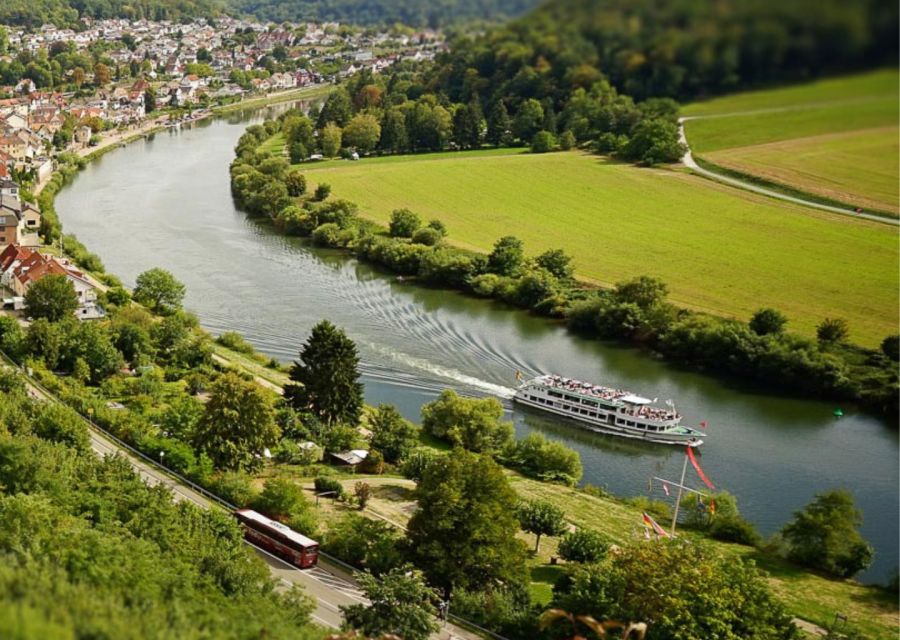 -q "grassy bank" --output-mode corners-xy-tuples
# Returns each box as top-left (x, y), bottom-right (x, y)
(213, 85), (333, 115)
(298, 148), (897, 346)
(683, 69), (899, 215)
